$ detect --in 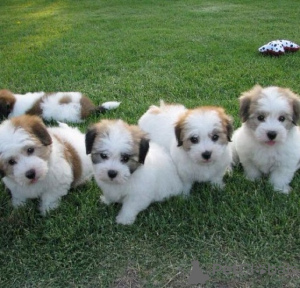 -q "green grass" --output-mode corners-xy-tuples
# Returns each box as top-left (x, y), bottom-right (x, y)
(1, 0), (300, 287)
